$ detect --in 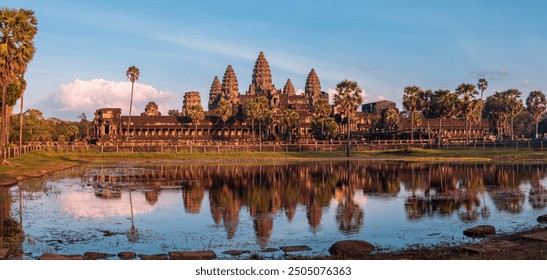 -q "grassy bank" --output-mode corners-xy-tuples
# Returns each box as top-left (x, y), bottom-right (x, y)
(1, 148), (546, 186)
